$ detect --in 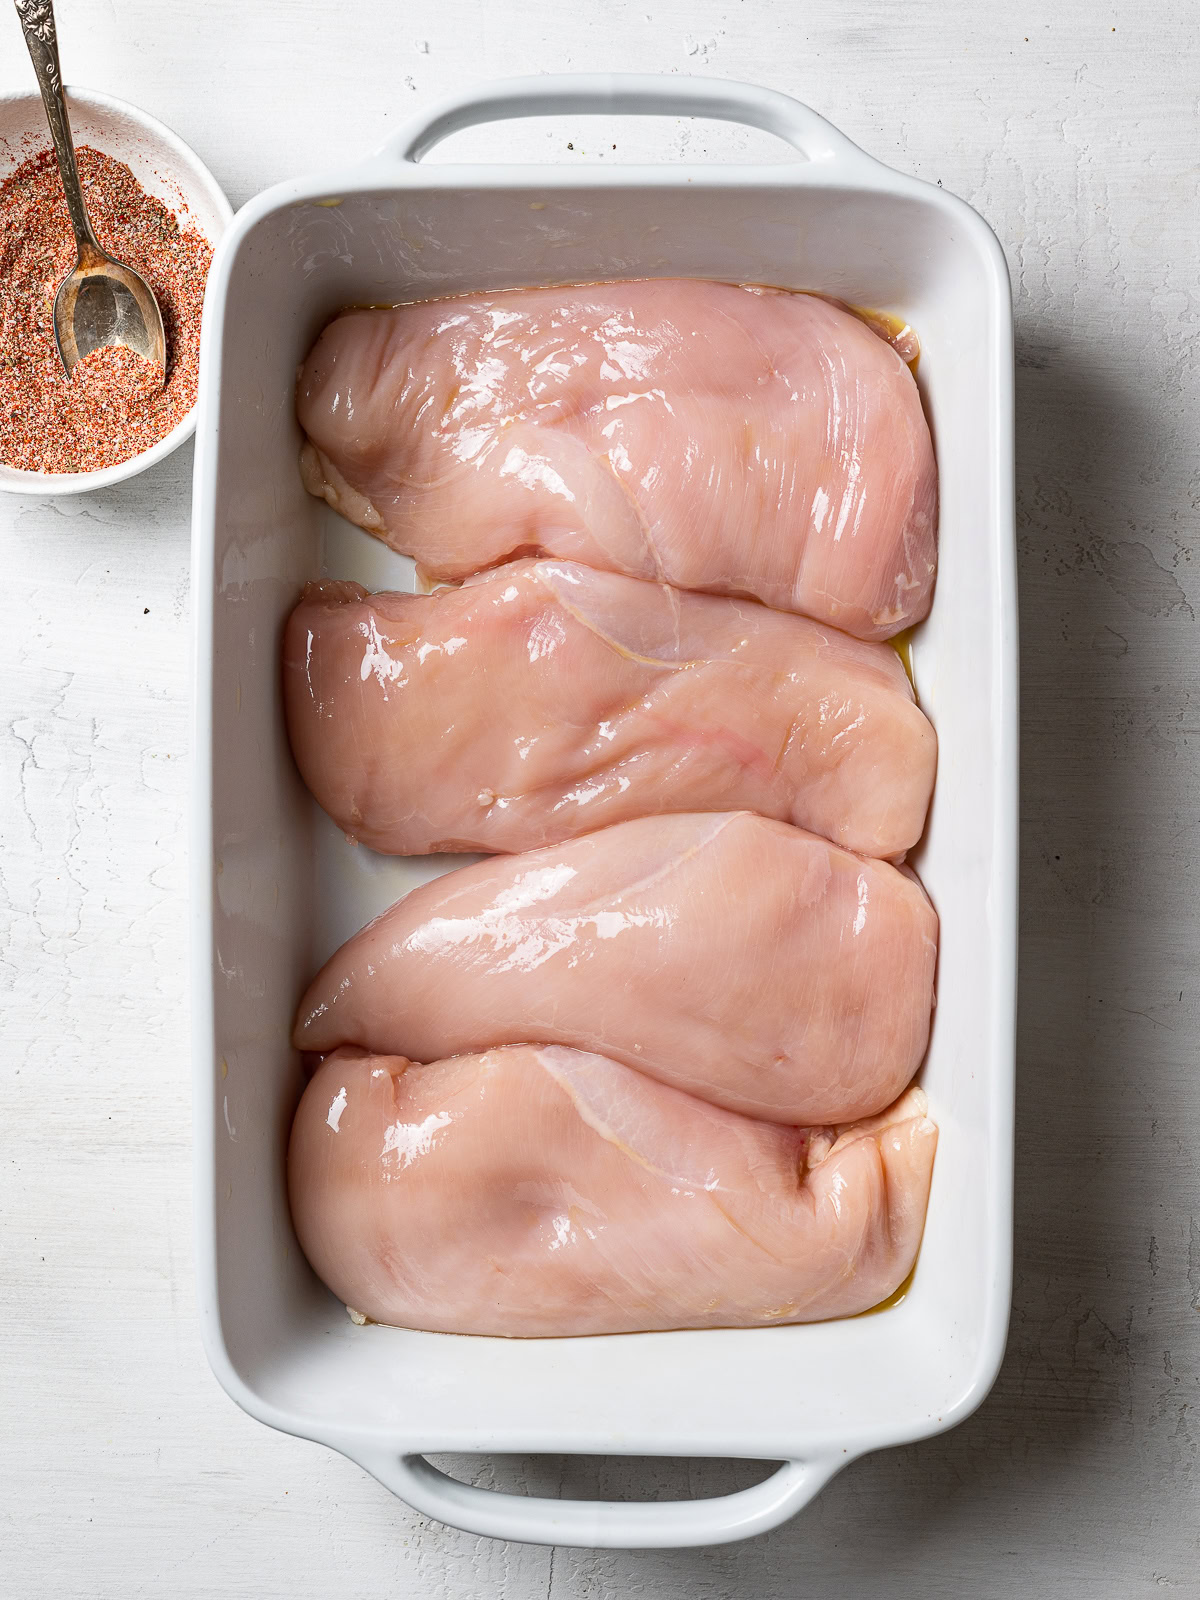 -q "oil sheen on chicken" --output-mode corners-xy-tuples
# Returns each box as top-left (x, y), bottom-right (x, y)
(294, 811), (938, 1125)
(289, 1044), (938, 1336)
(296, 280), (938, 640)
(284, 560), (937, 860)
